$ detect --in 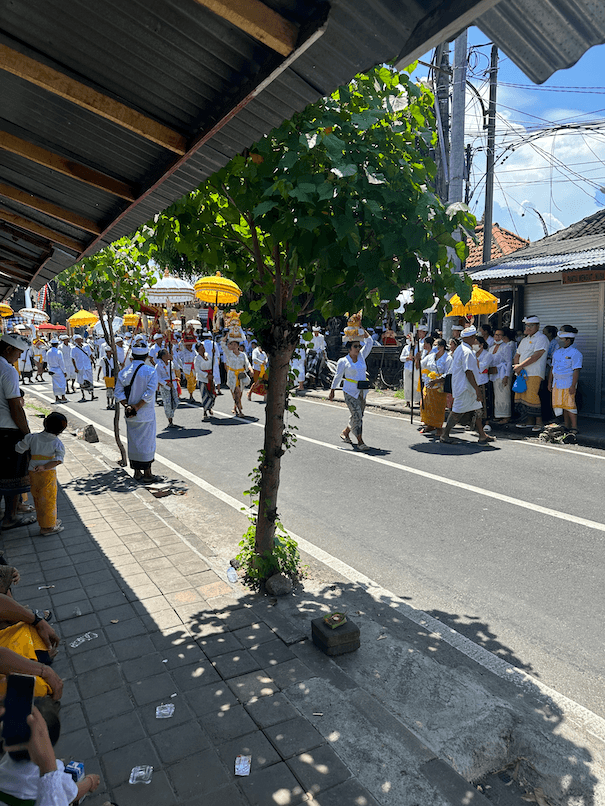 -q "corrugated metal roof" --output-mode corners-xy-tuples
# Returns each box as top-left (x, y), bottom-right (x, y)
(472, 248), (605, 280)
(476, 0), (605, 85)
(1, 0), (605, 300)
